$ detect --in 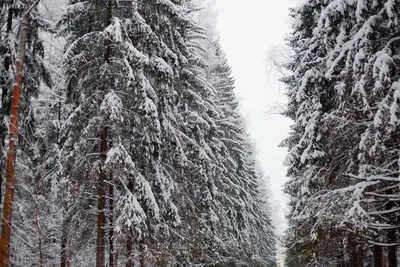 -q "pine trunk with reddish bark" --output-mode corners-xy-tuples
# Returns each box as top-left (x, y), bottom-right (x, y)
(0, 4), (32, 266)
